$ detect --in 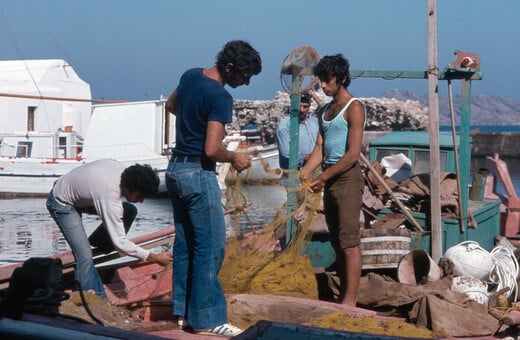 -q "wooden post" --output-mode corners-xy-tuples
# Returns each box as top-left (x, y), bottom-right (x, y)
(427, 0), (442, 262)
